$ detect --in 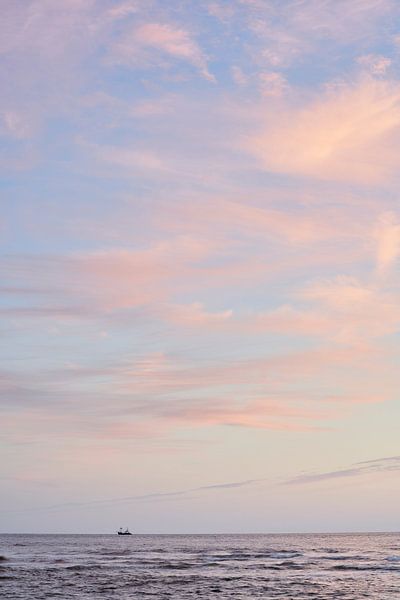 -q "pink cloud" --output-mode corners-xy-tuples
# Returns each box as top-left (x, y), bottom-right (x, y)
(105, 1), (140, 21)
(215, 0), (396, 78)
(231, 65), (248, 86)
(357, 53), (392, 75)
(0, 336), (391, 447)
(166, 303), (233, 327)
(249, 77), (400, 184)
(300, 275), (400, 344)
(93, 144), (169, 172)
(285, 0), (393, 43)
(160, 302), (332, 339)
(93, 345), (389, 436)
(115, 346), (378, 401)
(0, 110), (33, 139)
(157, 197), (364, 244)
(259, 72), (289, 97)
(0, 236), (222, 314)
(110, 21), (214, 80)
(374, 211), (400, 274)
(73, 236), (223, 309)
